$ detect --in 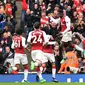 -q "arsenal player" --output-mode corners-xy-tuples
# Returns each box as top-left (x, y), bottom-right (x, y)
(11, 29), (29, 82)
(27, 22), (48, 83)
